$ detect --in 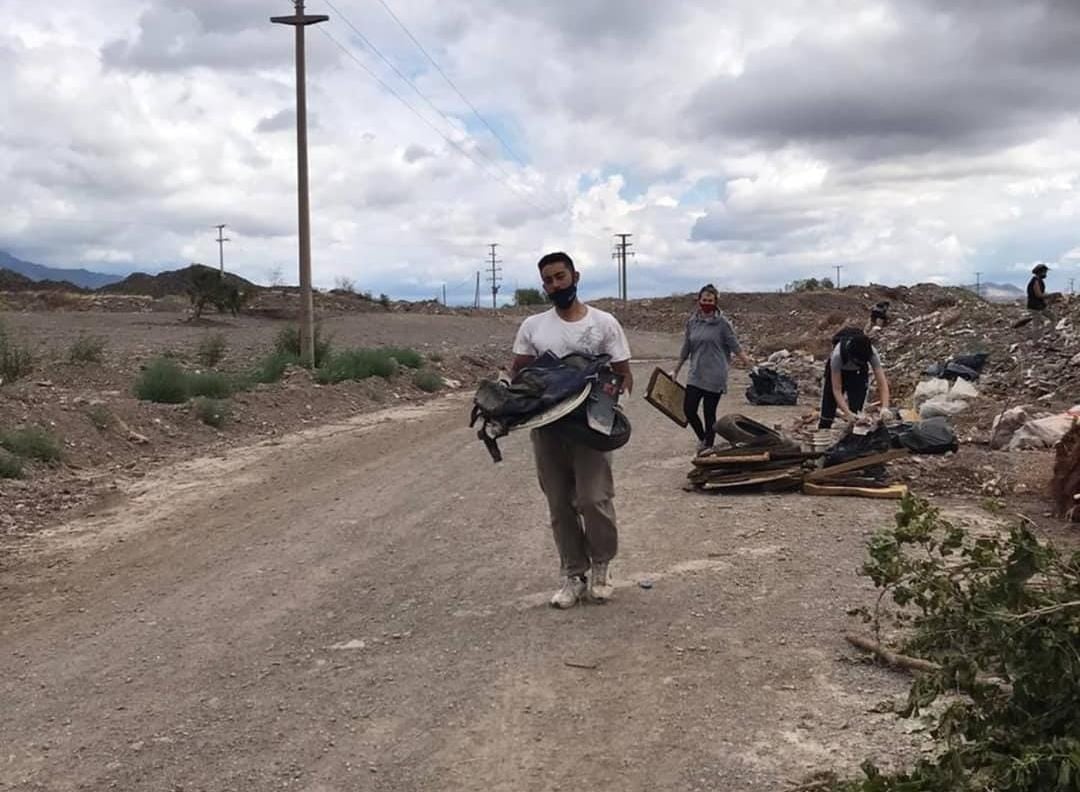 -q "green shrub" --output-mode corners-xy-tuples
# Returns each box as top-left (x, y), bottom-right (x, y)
(428, 351), (444, 363)
(822, 496), (1080, 792)
(86, 404), (113, 430)
(514, 288), (546, 306)
(196, 333), (227, 368)
(0, 448), (23, 479)
(273, 324), (331, 368)
(193, 397), (229, 428)
(414, 370), (444, 393)
(135, 357), (189, 403)
(378, 293), (391, 309)
(316, 349), (398, 384)
(0, 322), (33, 384)
(186, 370), (232, 399)
(0, 426), (62, 463)
(383, 347), (423, 369)
(68, 335), (106, 364)
(251, 351), (299, 384)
